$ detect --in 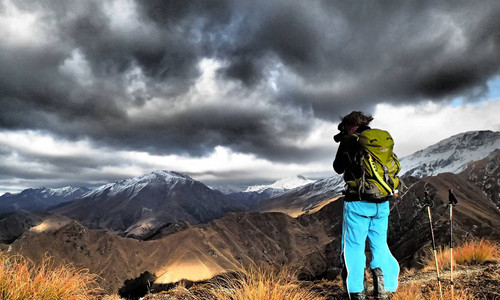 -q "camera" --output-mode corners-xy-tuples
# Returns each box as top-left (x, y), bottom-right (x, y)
(333, 122), (347, 143)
